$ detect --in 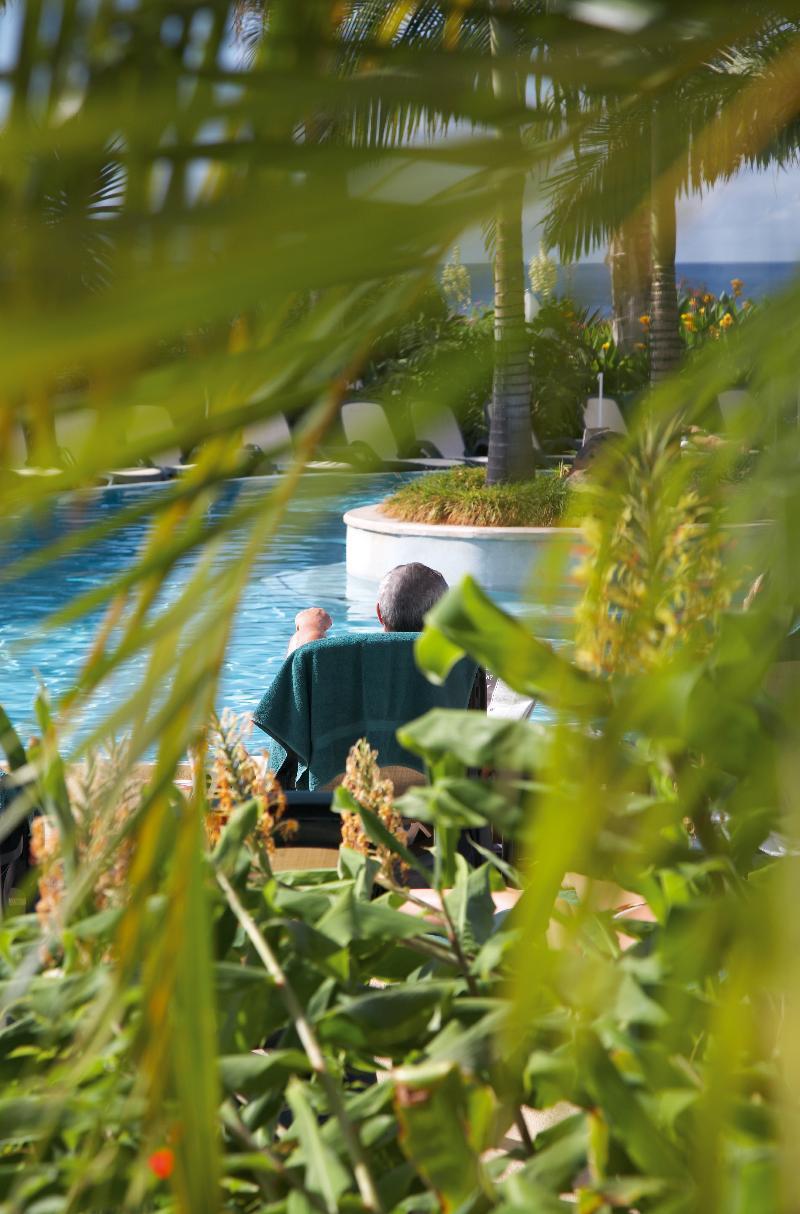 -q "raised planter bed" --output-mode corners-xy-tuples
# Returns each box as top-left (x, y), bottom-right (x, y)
(344, 504), (770, 608)
(344, 503), (584, 598)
